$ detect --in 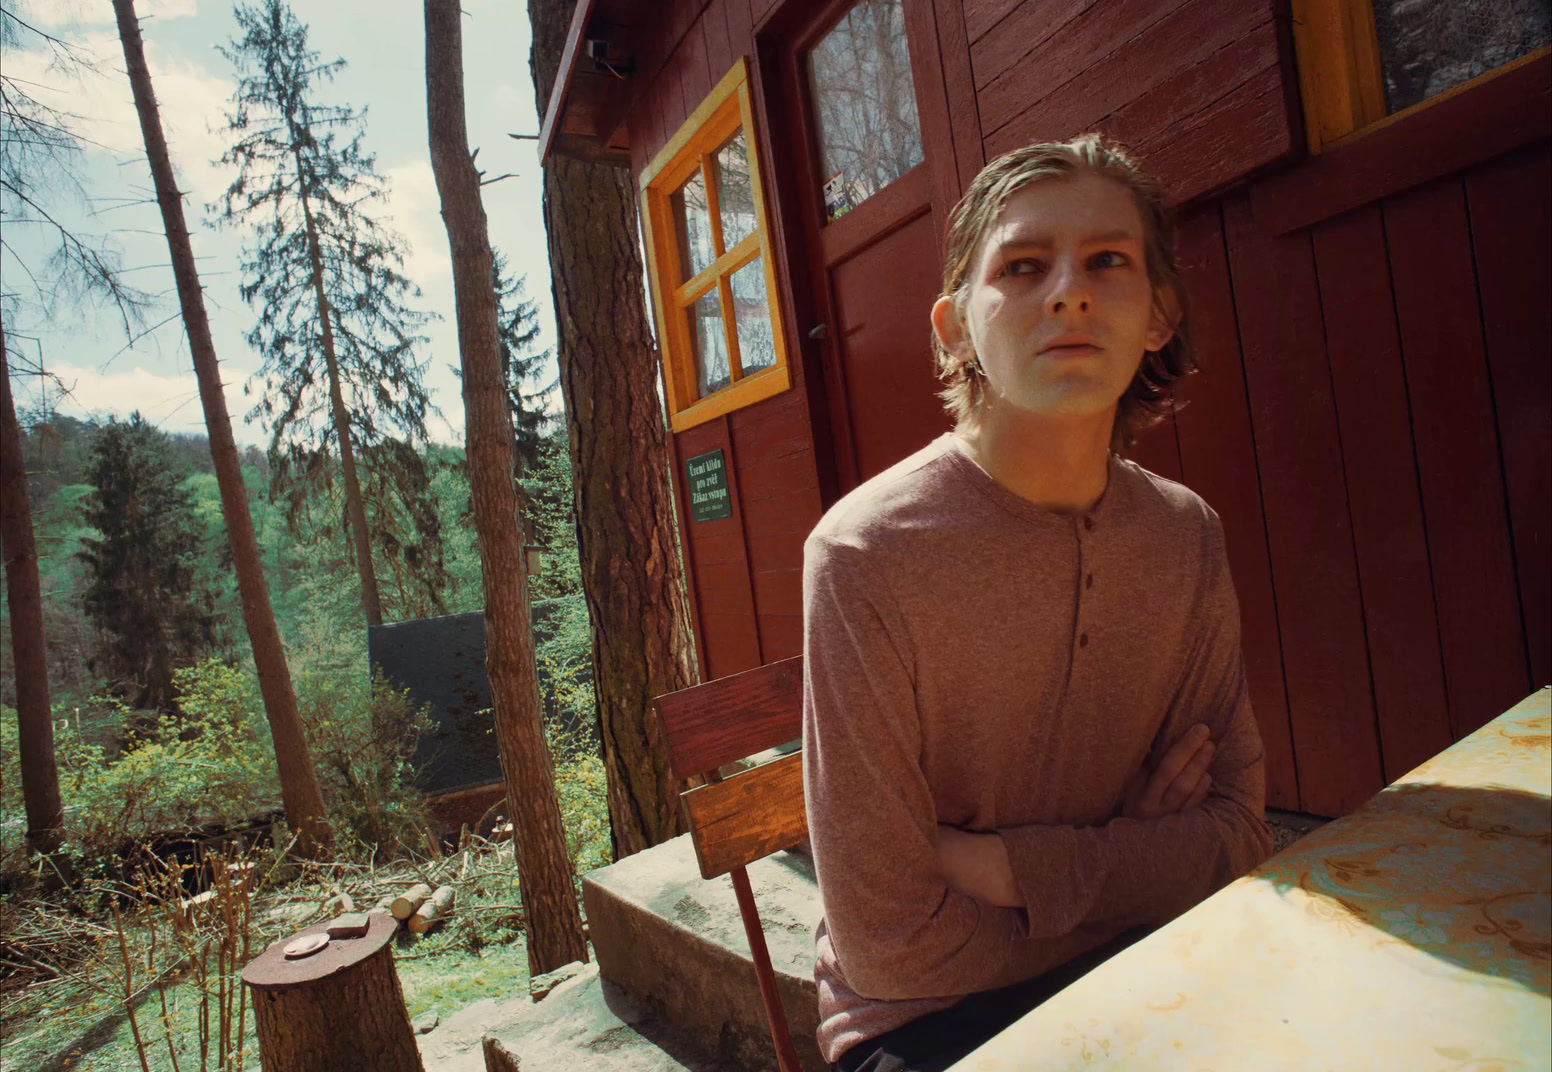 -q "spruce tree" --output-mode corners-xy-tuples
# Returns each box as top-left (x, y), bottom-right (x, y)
(494, 253), (555, 469)
(215, 0), (444, 627)
(78, 414), (219, 711)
